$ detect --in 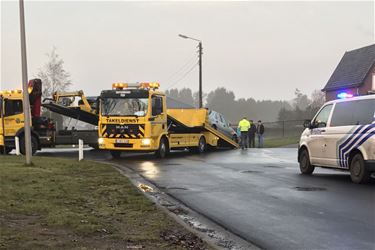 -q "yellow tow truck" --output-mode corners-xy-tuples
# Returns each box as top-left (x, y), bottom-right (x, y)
(98, 82), (238, 158)
(0, 79), (99, 154)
